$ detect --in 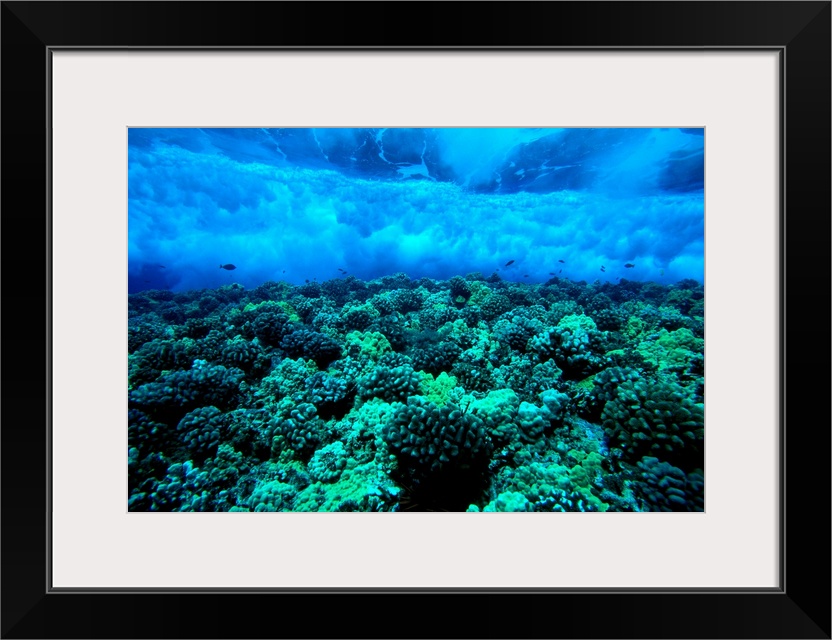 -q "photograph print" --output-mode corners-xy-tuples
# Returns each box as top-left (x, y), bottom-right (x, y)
(127, 127), (705, 513)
